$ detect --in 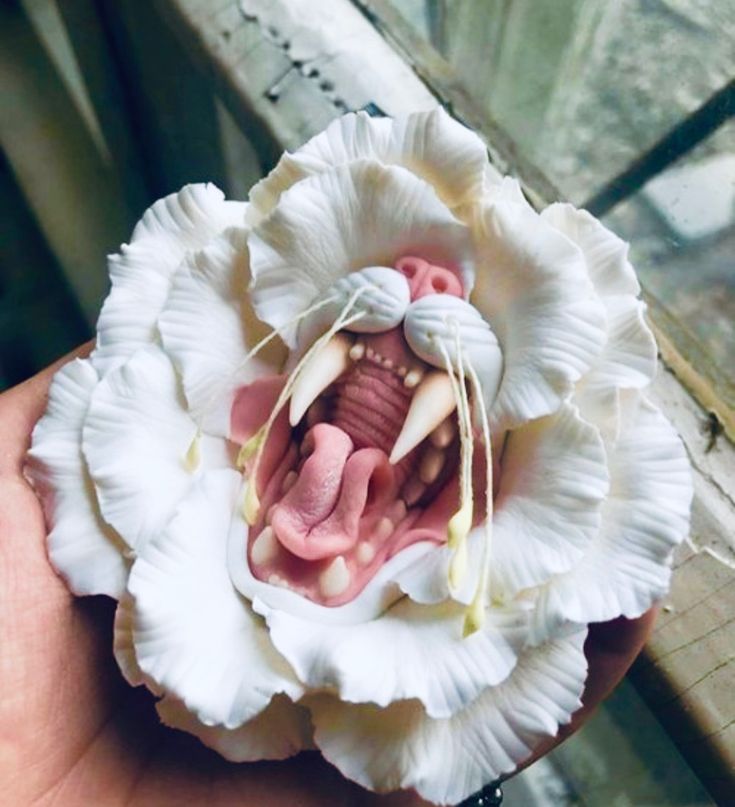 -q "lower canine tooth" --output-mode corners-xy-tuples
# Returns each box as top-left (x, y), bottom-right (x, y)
(419, 446), (445, 485)
(390, 371), (457, 463)
(319, 556), (350, 598)
(252, 526), (278, 564)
